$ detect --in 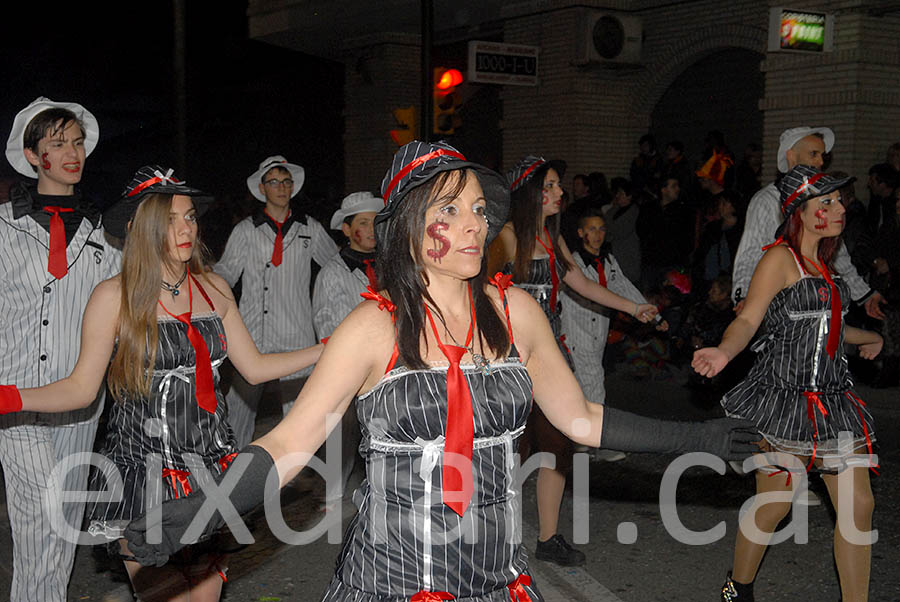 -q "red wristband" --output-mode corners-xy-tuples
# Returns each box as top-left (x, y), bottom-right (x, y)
(0, 385), (23, 414)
